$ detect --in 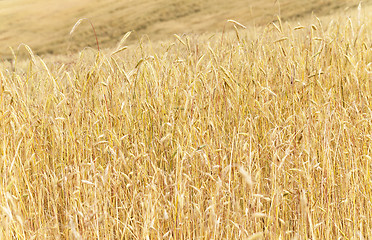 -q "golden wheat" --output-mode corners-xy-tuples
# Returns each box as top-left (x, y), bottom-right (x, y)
(0, 5), (371, 240)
